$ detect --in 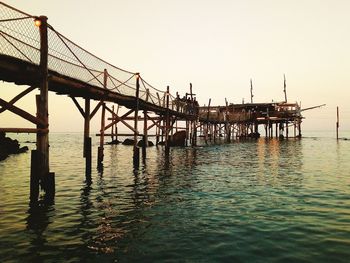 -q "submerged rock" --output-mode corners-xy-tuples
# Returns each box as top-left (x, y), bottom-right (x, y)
(0, 132), (29, 161)
(137, 140), (154, 147)
(169, 131), (186, 147)
(122, 138), (135, 145)
(107, 139), (121, 145)
(157, 131), (187, 147)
